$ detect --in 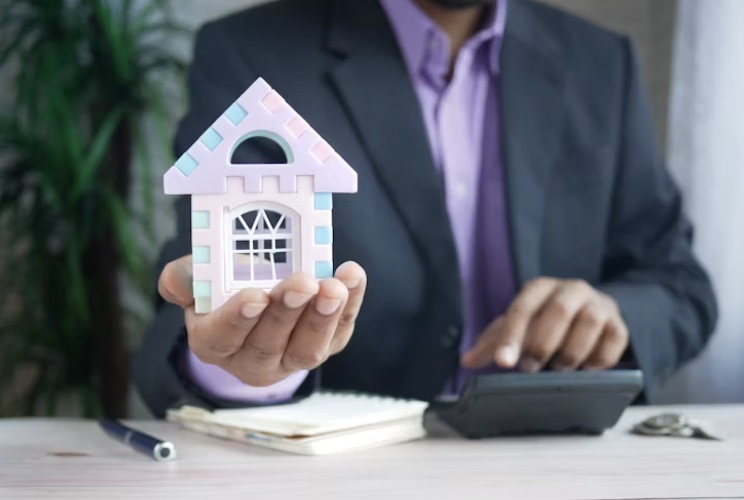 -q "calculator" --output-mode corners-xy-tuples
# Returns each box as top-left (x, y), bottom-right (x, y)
(429, 370), (644, 439)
